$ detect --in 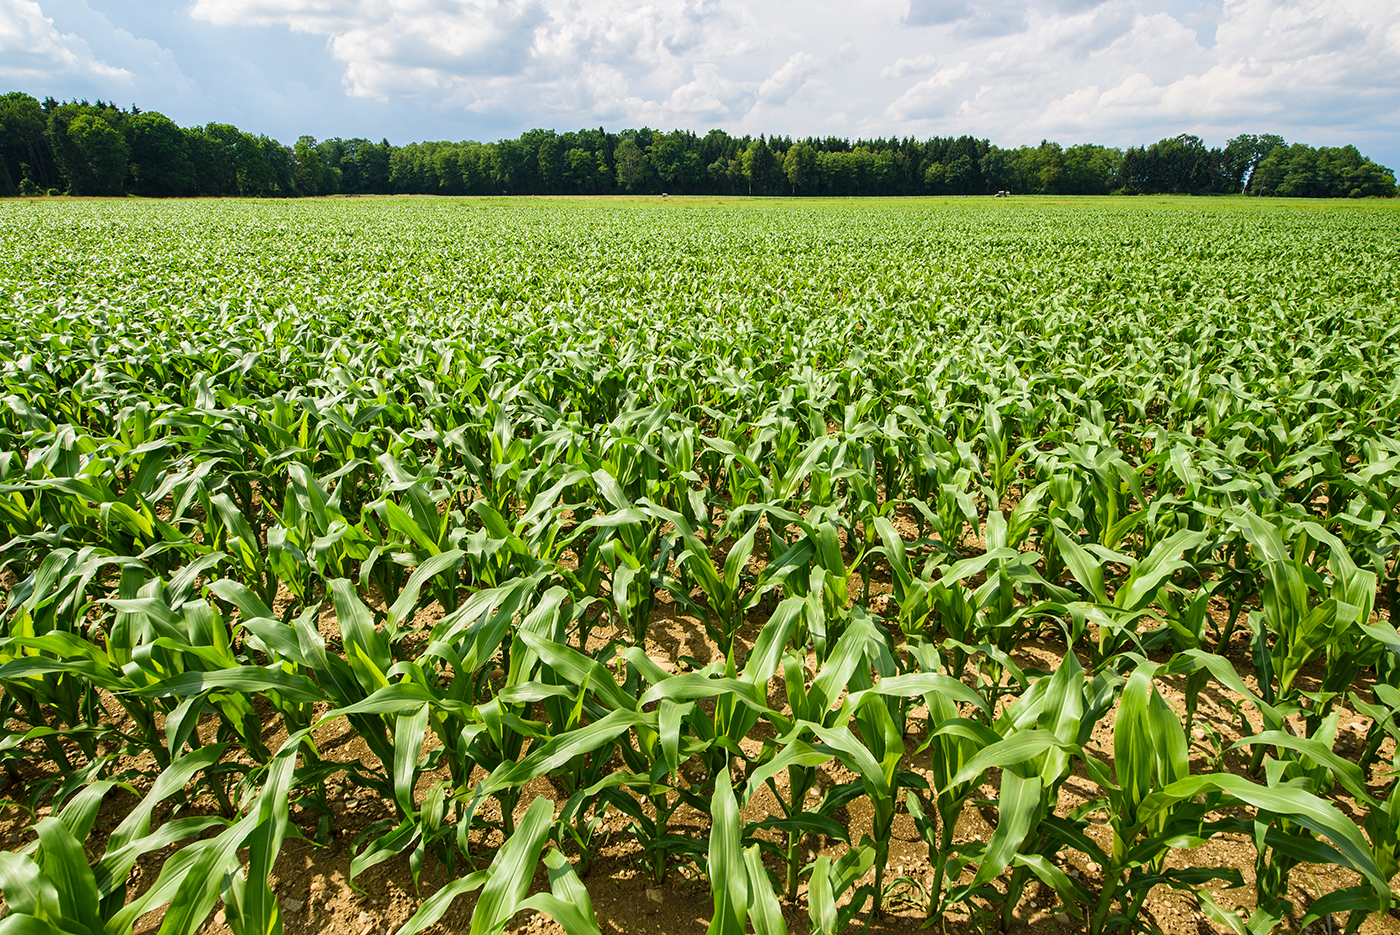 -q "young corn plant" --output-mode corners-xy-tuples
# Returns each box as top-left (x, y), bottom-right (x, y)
(704, 765), (788, 935)
(393, 795), (603, 935)
(0, 745), (296, 935)
(898, 641), (994, 924)
(933, 652), (1114, 929)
